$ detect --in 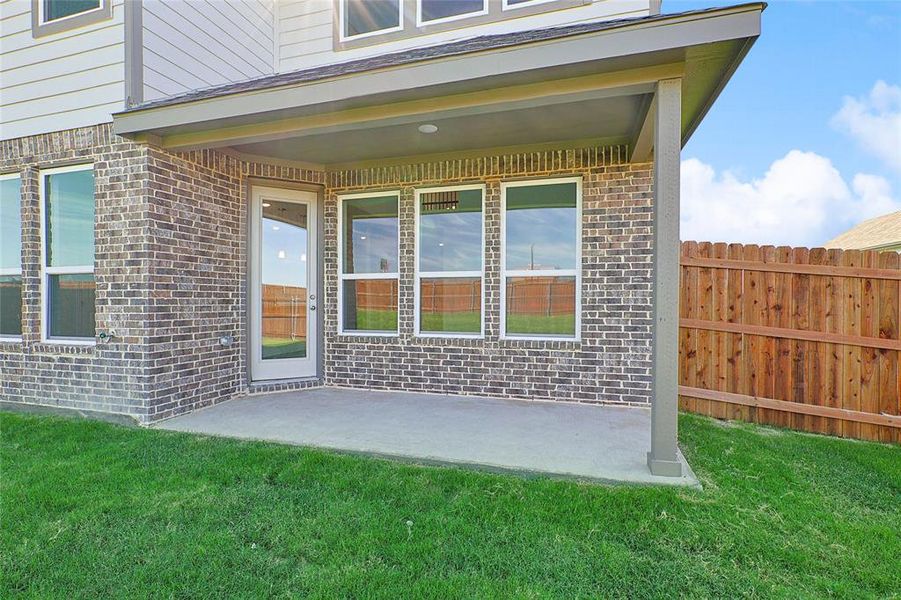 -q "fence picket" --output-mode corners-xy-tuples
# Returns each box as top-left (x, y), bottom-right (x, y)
(679, 242), (900, 443)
